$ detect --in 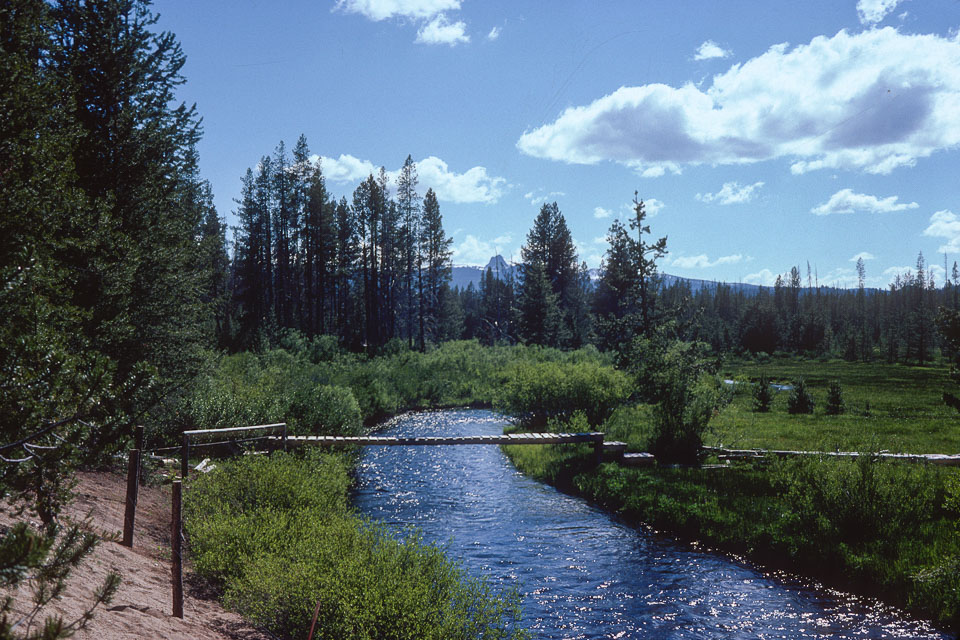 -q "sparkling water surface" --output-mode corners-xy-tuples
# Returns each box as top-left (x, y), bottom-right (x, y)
(352, 410), (953, 640)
